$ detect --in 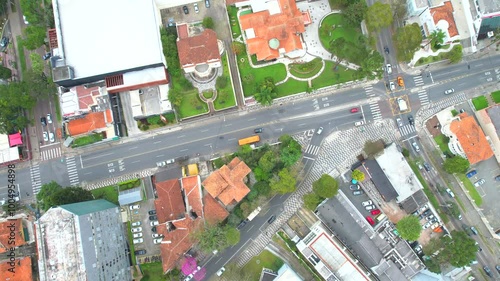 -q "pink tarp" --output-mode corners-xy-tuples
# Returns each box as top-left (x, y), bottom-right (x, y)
(8, 133), (22, 147)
